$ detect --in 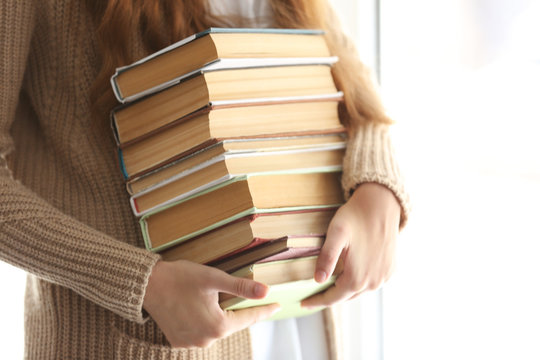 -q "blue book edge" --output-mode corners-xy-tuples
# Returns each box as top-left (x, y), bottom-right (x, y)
(117, 148), (129, 180)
